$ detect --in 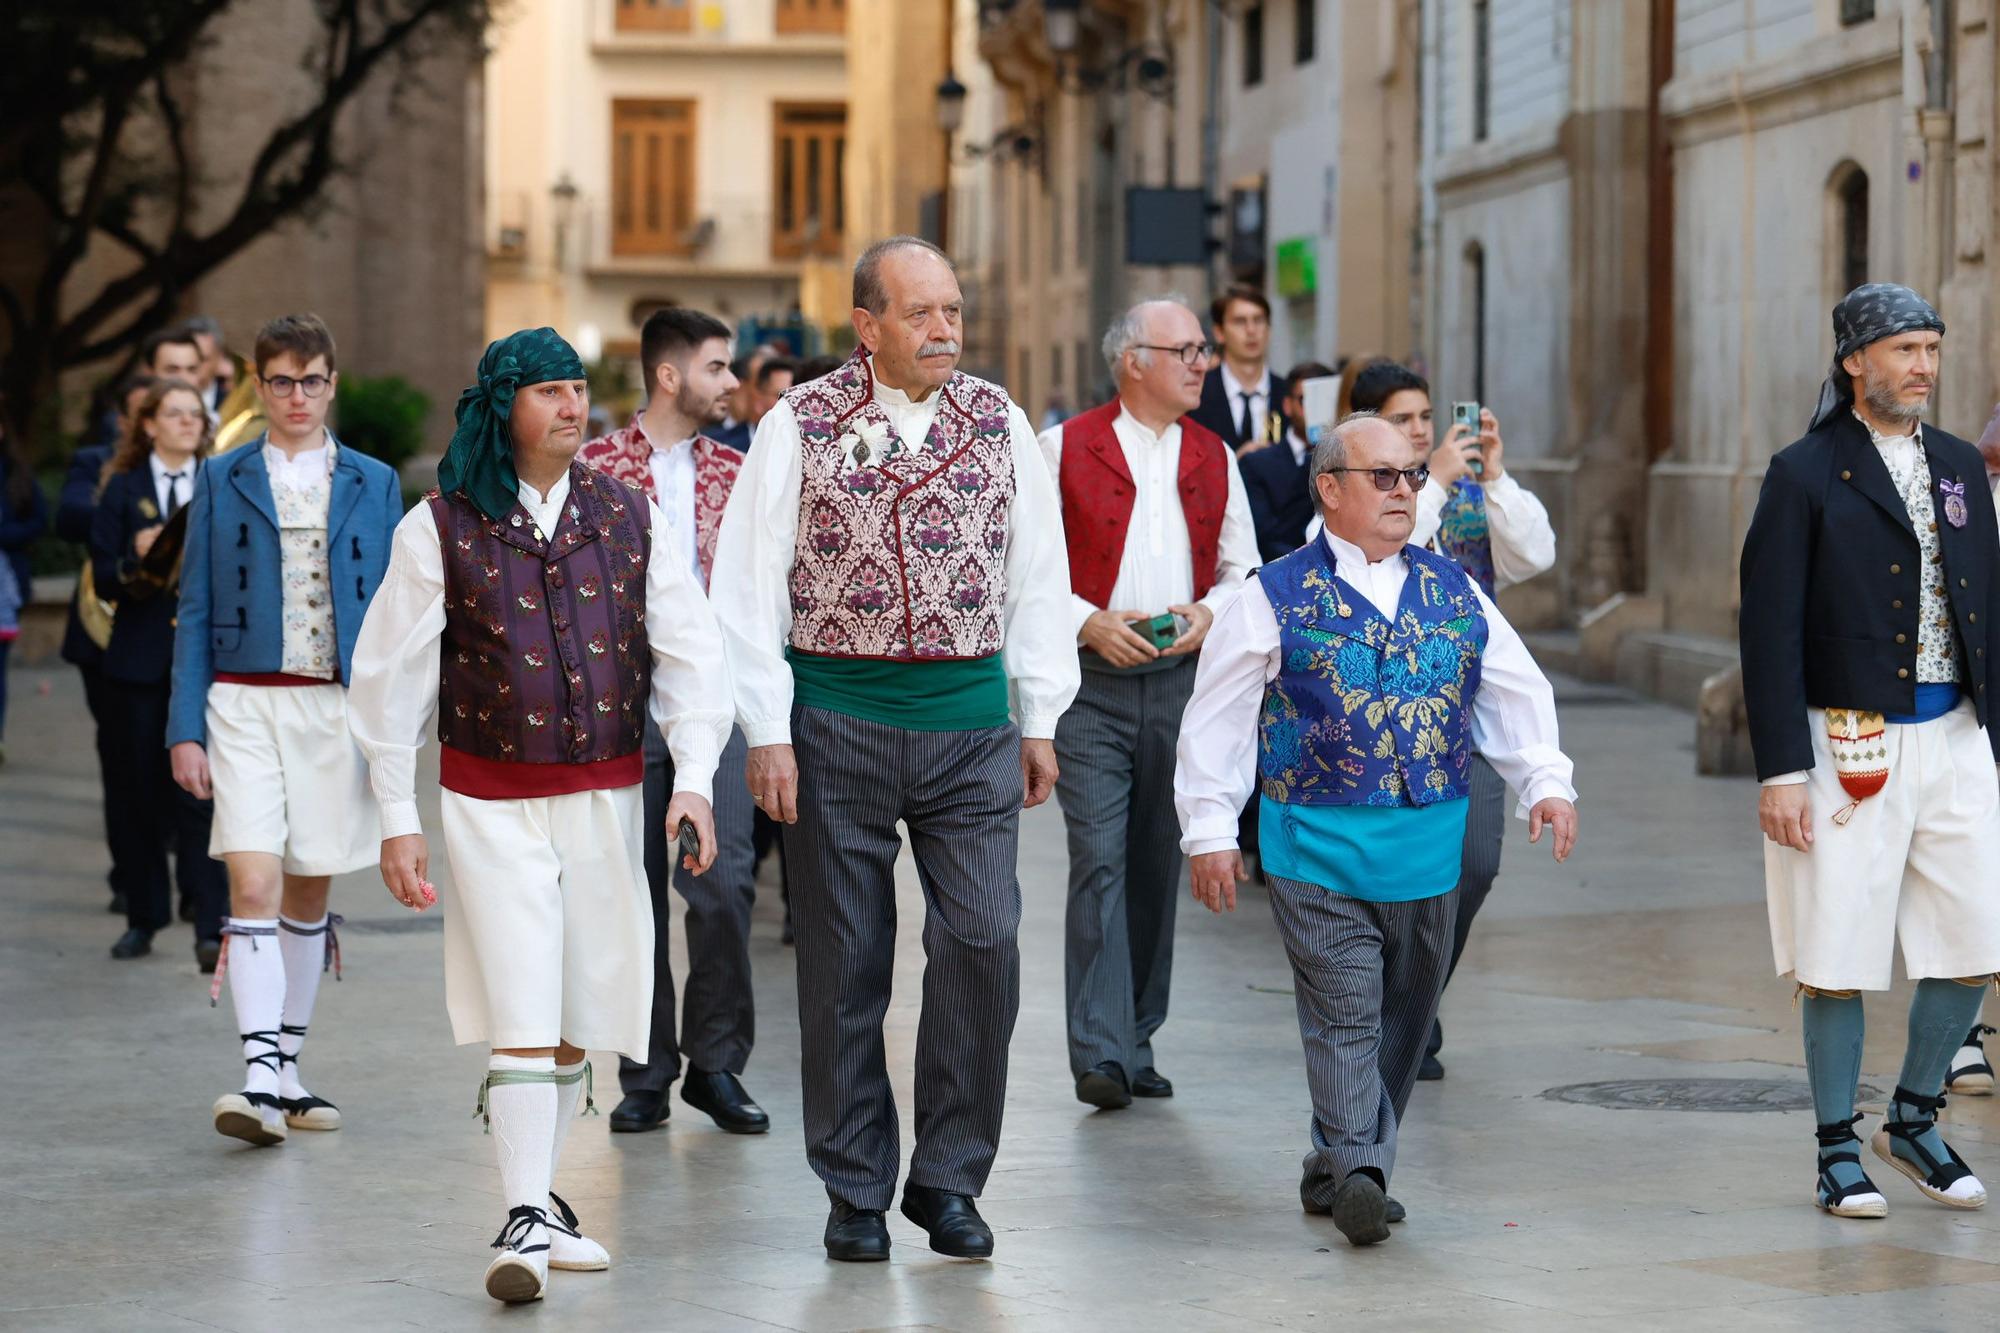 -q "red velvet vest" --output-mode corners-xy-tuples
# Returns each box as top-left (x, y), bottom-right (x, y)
(1059, 400), (1229, 608)
(428, 463), (652, 798)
